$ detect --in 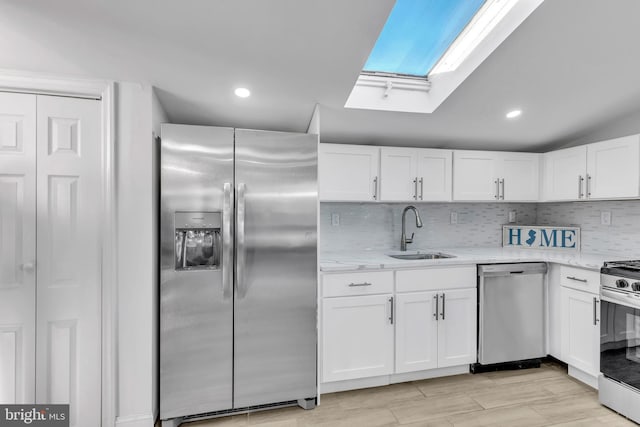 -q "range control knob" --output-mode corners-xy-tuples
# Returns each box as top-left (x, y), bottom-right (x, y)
(633, 282), (640, 292)
(616, 279), (629, 288)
